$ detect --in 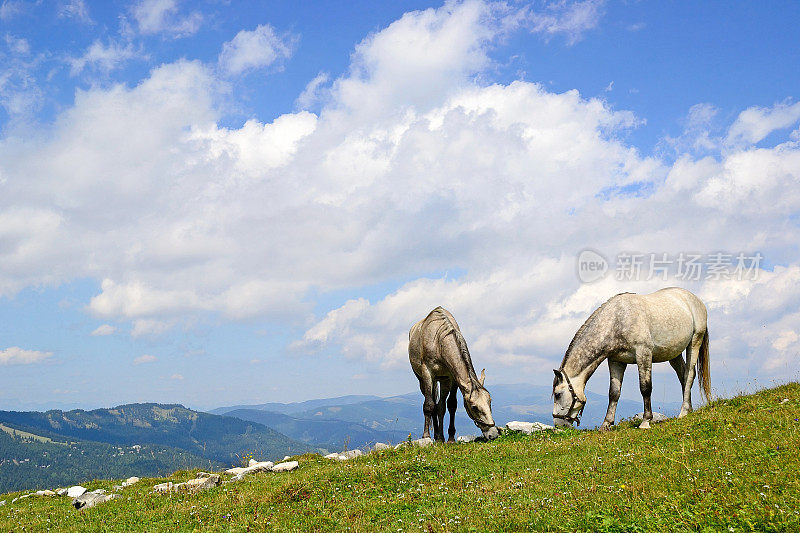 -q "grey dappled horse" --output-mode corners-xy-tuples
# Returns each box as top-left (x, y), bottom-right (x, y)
(409, 307), (499, 441)
(552, 287), (710, 429)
